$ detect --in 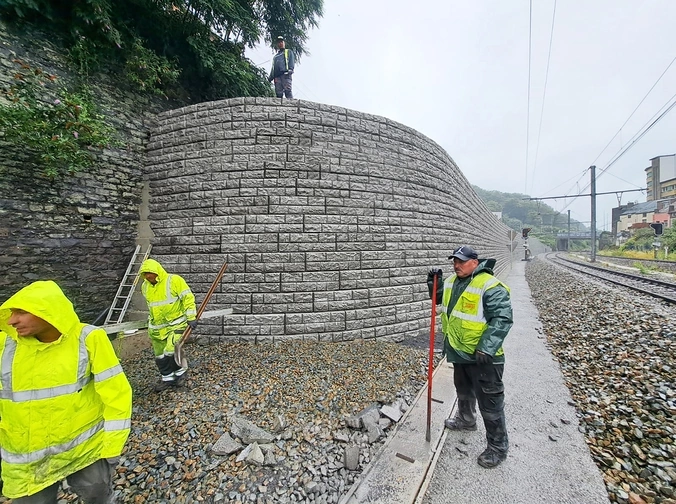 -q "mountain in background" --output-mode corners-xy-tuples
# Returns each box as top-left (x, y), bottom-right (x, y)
(473, 186), (587, 244)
